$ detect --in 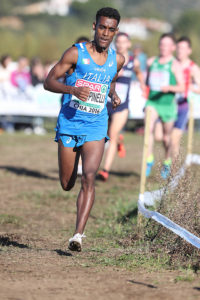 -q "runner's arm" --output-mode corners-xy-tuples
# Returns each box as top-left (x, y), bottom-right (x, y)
(44, 47), (90, 101)
(145, 56), (155, 98)
(189, 64), (200, 94)
(162, 60), (184, 93)
(108, 53), (125, 108)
